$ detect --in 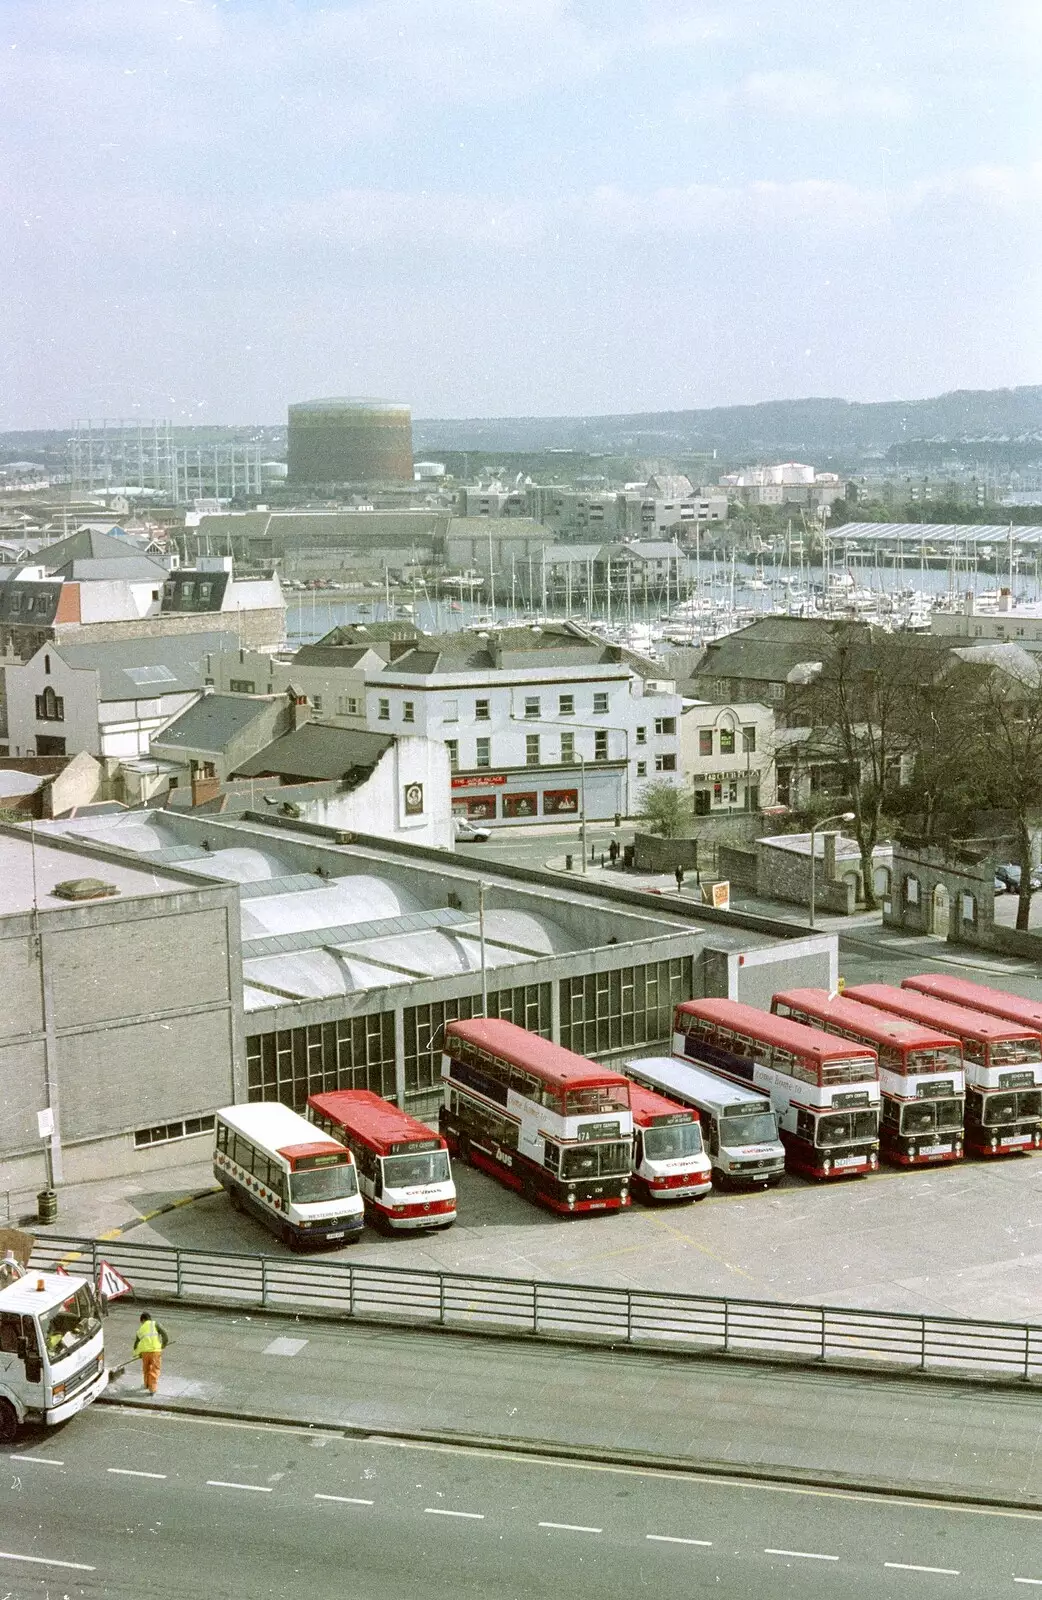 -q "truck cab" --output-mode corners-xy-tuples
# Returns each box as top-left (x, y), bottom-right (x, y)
(0, 1273), (107, 1443)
